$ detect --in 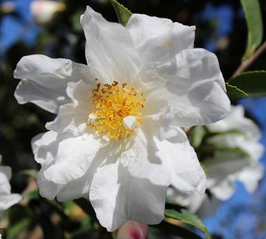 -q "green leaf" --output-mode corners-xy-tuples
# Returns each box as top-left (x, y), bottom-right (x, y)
(229, 71), (266, 98)
(7, 205), (30, 237)
(240, 0), (263, 60)
(8, 218), (30, 237)
(25, 189), (39, 199)
(19, 169), (38, 178)
(152, 221), (203, 239)
(201, 145), (250, 159)
(108, 0), (132, 26)
(189, 126), (207, 148)
(226, 82), (248, 101)
(165, 209), (211, 239)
